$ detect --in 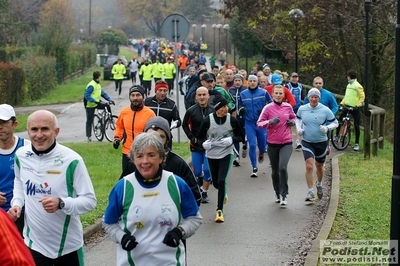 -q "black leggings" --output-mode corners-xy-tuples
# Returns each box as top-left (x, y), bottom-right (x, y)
(115, 79), (123, 95)
(30, 248), (83, 266)
(207, 154), (233, 211)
